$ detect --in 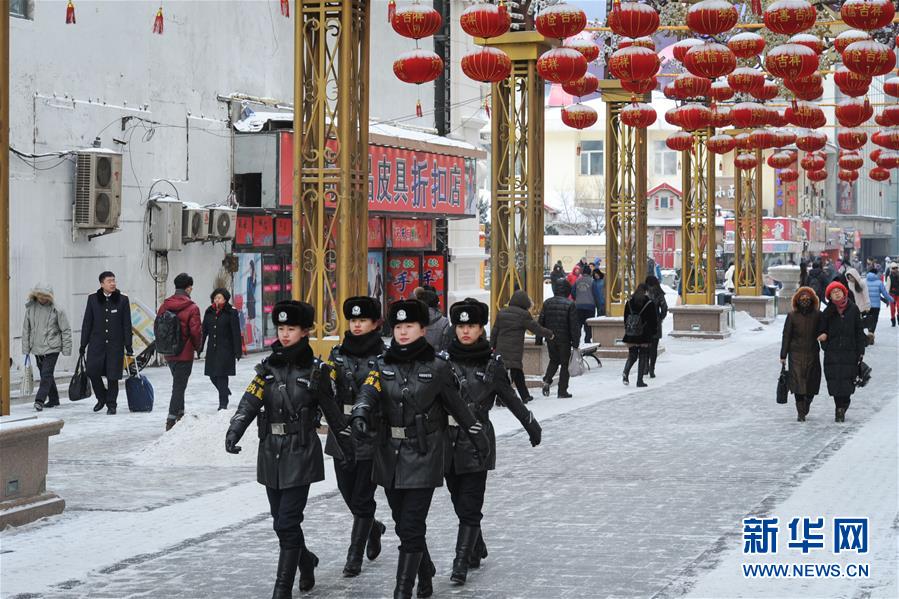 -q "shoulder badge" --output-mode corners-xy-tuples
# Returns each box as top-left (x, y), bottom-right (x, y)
(435, 350), (450, 361)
